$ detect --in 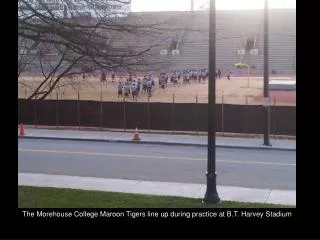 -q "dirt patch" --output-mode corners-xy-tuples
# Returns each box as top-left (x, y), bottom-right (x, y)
(18, 75), (296, 106)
